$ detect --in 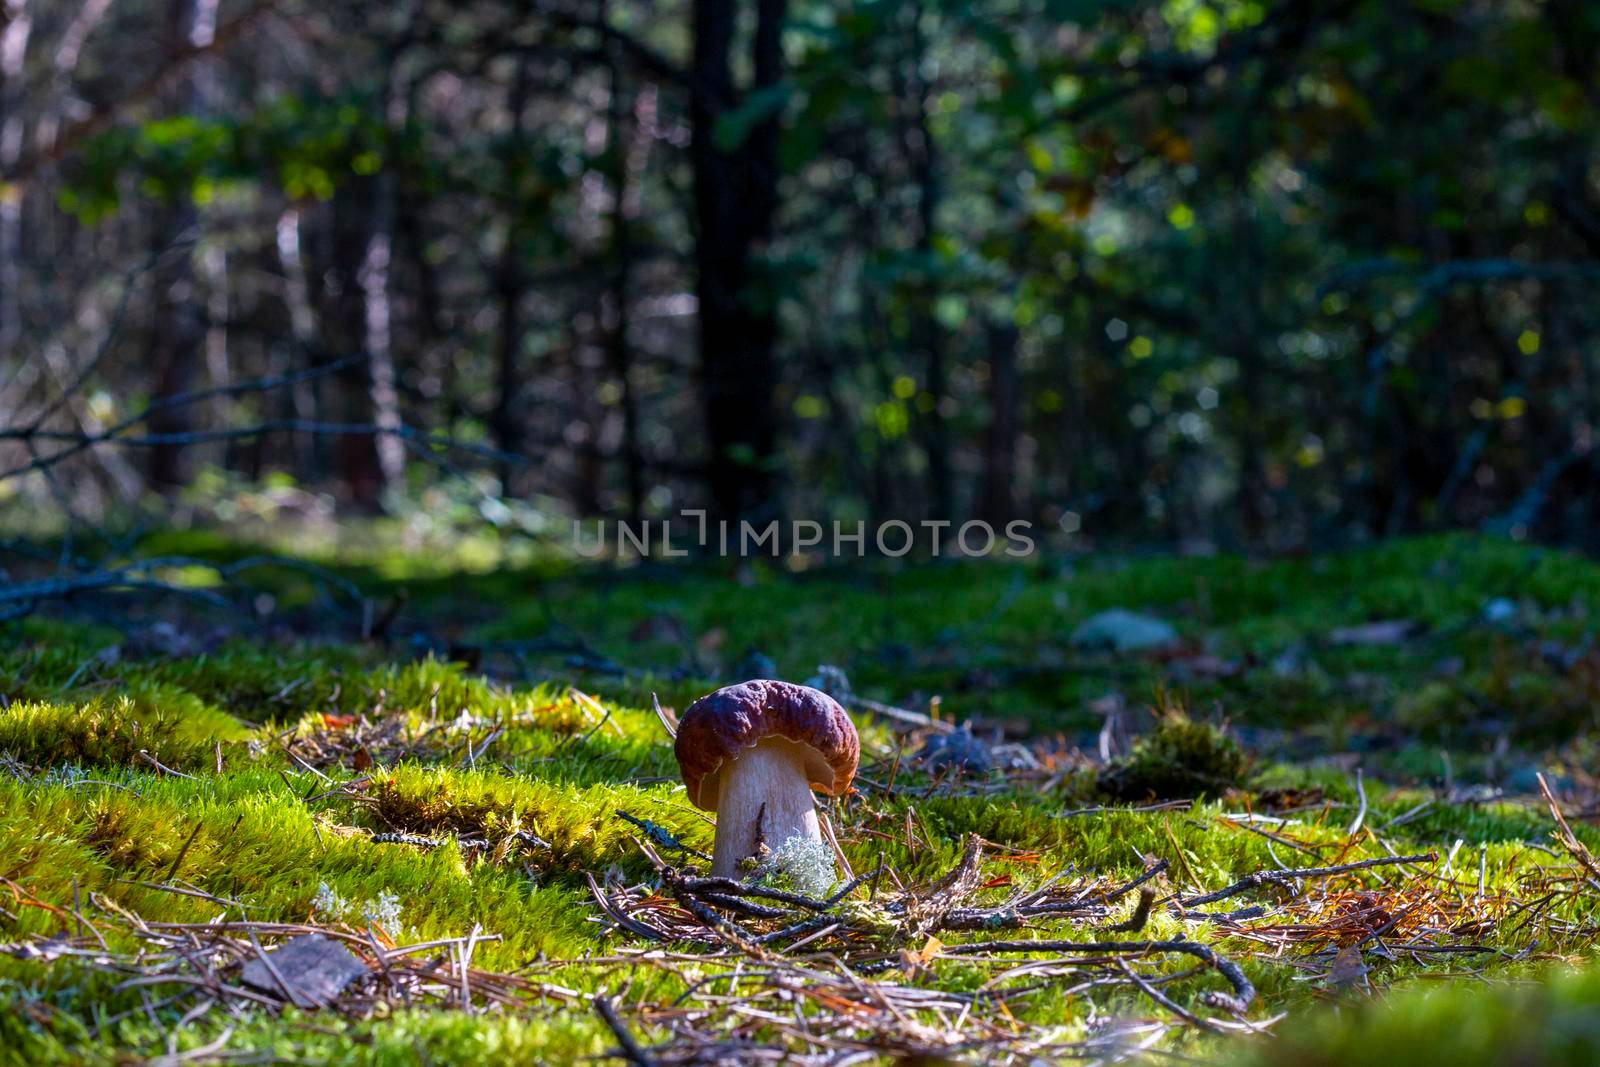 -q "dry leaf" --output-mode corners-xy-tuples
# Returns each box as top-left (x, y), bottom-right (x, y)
(1325, 944), (1369, 991)
(901, 934), (943, 979)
